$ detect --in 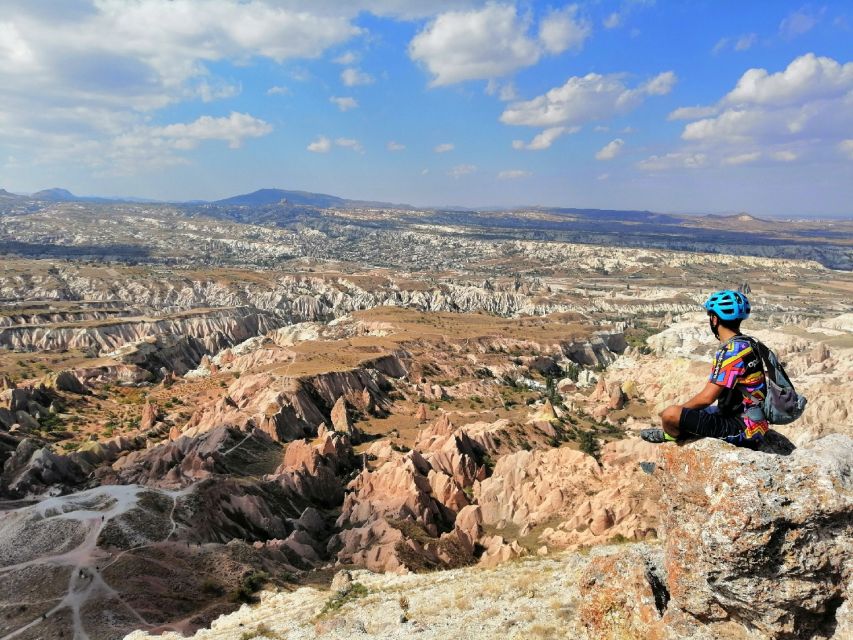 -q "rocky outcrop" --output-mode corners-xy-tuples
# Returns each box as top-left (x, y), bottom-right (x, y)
(186, 354), (405, 442)
(580, 435), (853, 640)
(0, 306), (285, 357)
(1, 438), (88, 497)
(108, 425), (281, 488)
(332, 444), (475, 573)
(475, 439), (660, 548)
(658, 435), (852, 639)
